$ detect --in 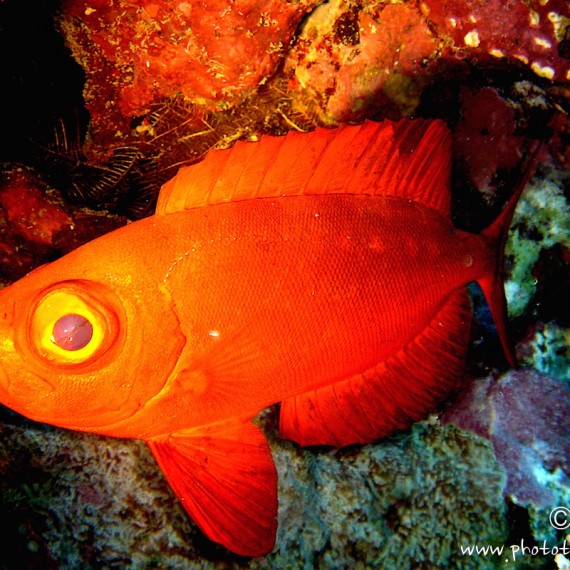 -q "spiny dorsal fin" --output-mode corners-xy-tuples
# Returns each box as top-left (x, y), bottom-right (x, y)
(156, 119), (452, 216)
